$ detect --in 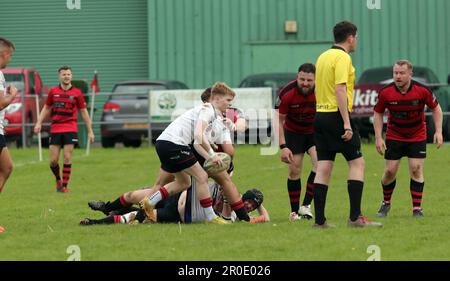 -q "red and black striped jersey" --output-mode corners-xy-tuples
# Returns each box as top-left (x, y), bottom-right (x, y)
(374, 81), (438, 142)
(276, 80), (316, 134)
(46, 85), (86, 133)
